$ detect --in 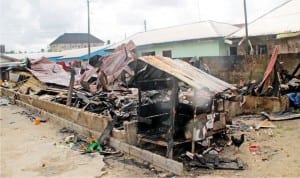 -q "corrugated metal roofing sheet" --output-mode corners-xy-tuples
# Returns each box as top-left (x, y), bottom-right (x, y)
(230, 0), (300, 38)
(54, 45), (108, 61)
(139, 56), (235, 93)
(0, 54), (26, 68)
(6, 52), (63, 60)
(28, 57), (80, 87)
(6, 47), (108, 62)
(108, 20), (239, 49)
